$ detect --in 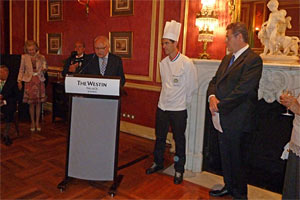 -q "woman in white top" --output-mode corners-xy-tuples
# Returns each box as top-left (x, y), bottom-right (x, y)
(280, 93), (300, 200)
